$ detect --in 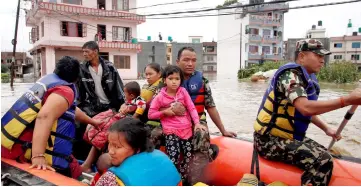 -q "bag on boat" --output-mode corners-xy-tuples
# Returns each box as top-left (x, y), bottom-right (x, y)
(83, 110), (123, 150)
